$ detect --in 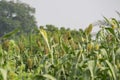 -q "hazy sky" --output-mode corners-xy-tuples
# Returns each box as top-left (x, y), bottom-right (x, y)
(20, 0), (120, 30)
